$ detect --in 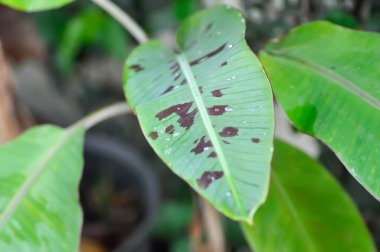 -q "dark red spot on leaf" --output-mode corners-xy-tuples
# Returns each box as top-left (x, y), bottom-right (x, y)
(251, 138), (260, 143)
(165, 125), (175, 134)
(204, 23), (213, 33)
(212, 89), (224, 97)
(220, 61), (227, 67)
(149, 131), (158, 140)
(129, 64), (143, 72)
(208, 152), (217, 158)
(156, 103), (198, 130)
(161, 85), (174, 95)
(156, 102), (192, 120)
(207, 105), (228, 115)
(197, 171), (224, 189)
(180, 79), (187, 85)
(191, 136), (212, 154)
(219, 127), (238, 137)
(190, 43), (226, 66)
